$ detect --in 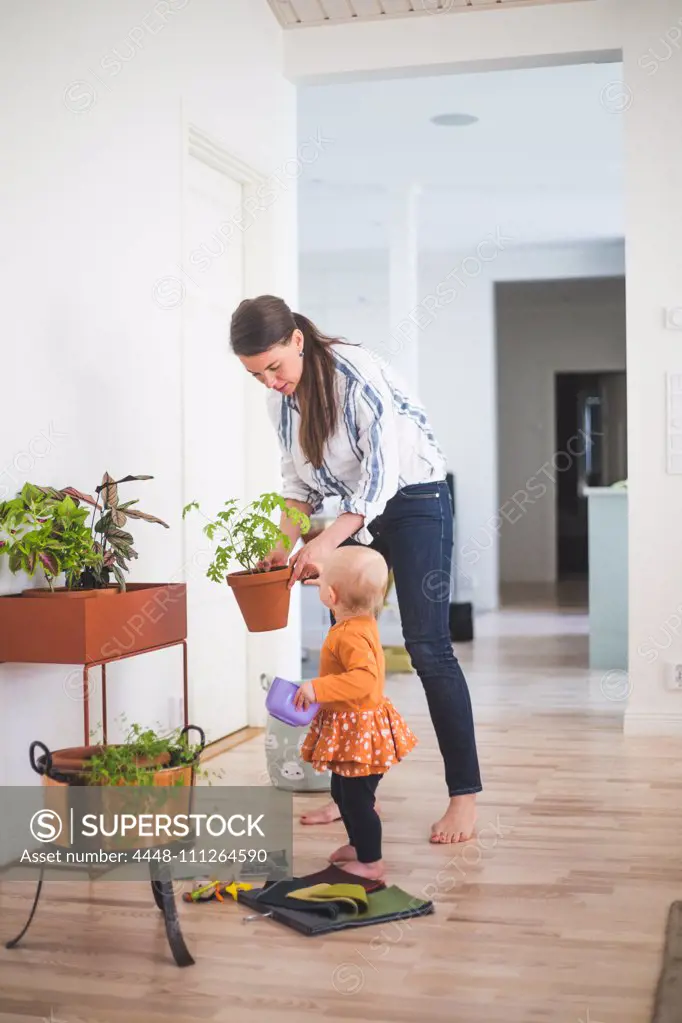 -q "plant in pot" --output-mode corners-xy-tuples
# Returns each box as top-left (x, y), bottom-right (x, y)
(78, 471), (170, 592)
(0, 473), (169, 594)
(30, 718), (208, 788)
(0, 483), (103, 592)
(0, 475), (186, 678)
(29, 719), (214, 862)
(183, 492), (310, 632)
